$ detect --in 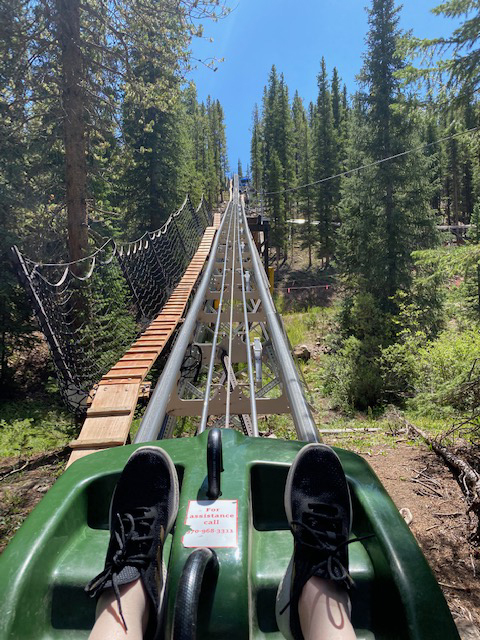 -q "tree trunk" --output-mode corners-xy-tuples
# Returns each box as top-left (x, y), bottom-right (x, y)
(385, 182), (396, 300)
(453, 167), (460, 228)
(56, 0), (88, 267)
(307, 187), (312, 268)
